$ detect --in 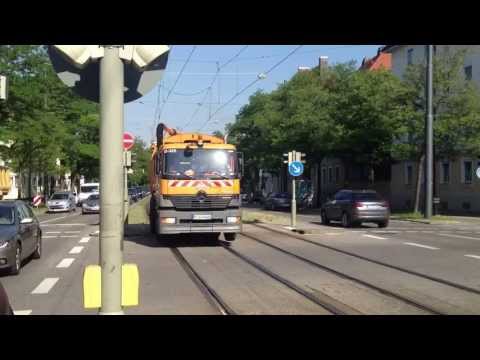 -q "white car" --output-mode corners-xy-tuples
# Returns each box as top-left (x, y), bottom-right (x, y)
(77, 183), (99, 206)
